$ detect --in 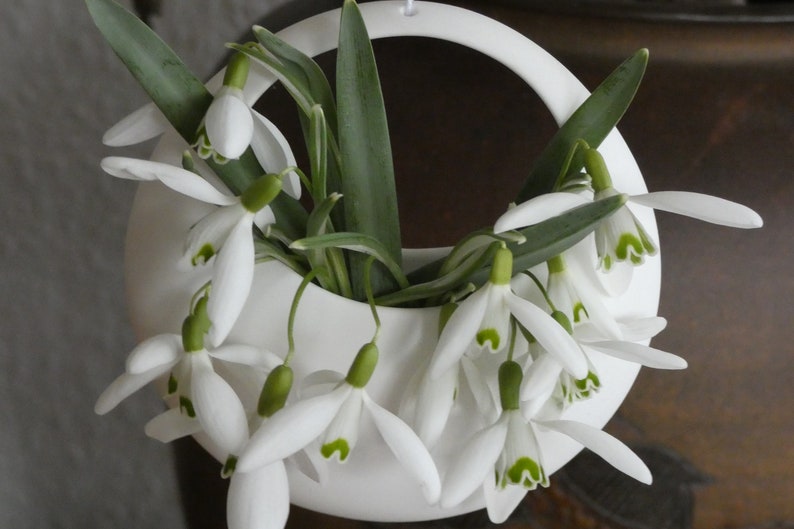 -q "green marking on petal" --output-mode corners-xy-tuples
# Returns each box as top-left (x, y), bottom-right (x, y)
(192, 244), (216, 266)
(321, 438), (350, 461)
(167, 373), (178, 394)
(573, 302), (588, 323)
(507, 456), (545, 488)
(221, 455), (237, 478)
(179, 396), (196, 418)
(615, 232), (645, 262)
(476, 328), (500, 350)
